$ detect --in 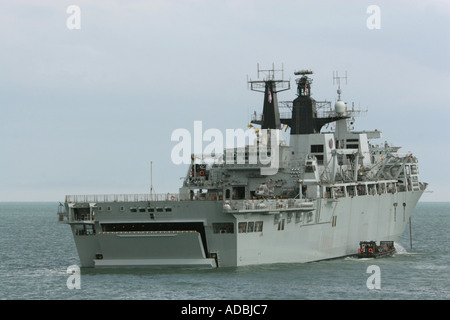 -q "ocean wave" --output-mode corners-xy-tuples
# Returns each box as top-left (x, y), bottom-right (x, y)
(394, 242), (421, 255)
